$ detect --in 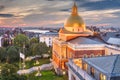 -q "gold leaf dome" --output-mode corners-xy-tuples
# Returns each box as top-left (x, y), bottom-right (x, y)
(64, 2), (86, 32)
